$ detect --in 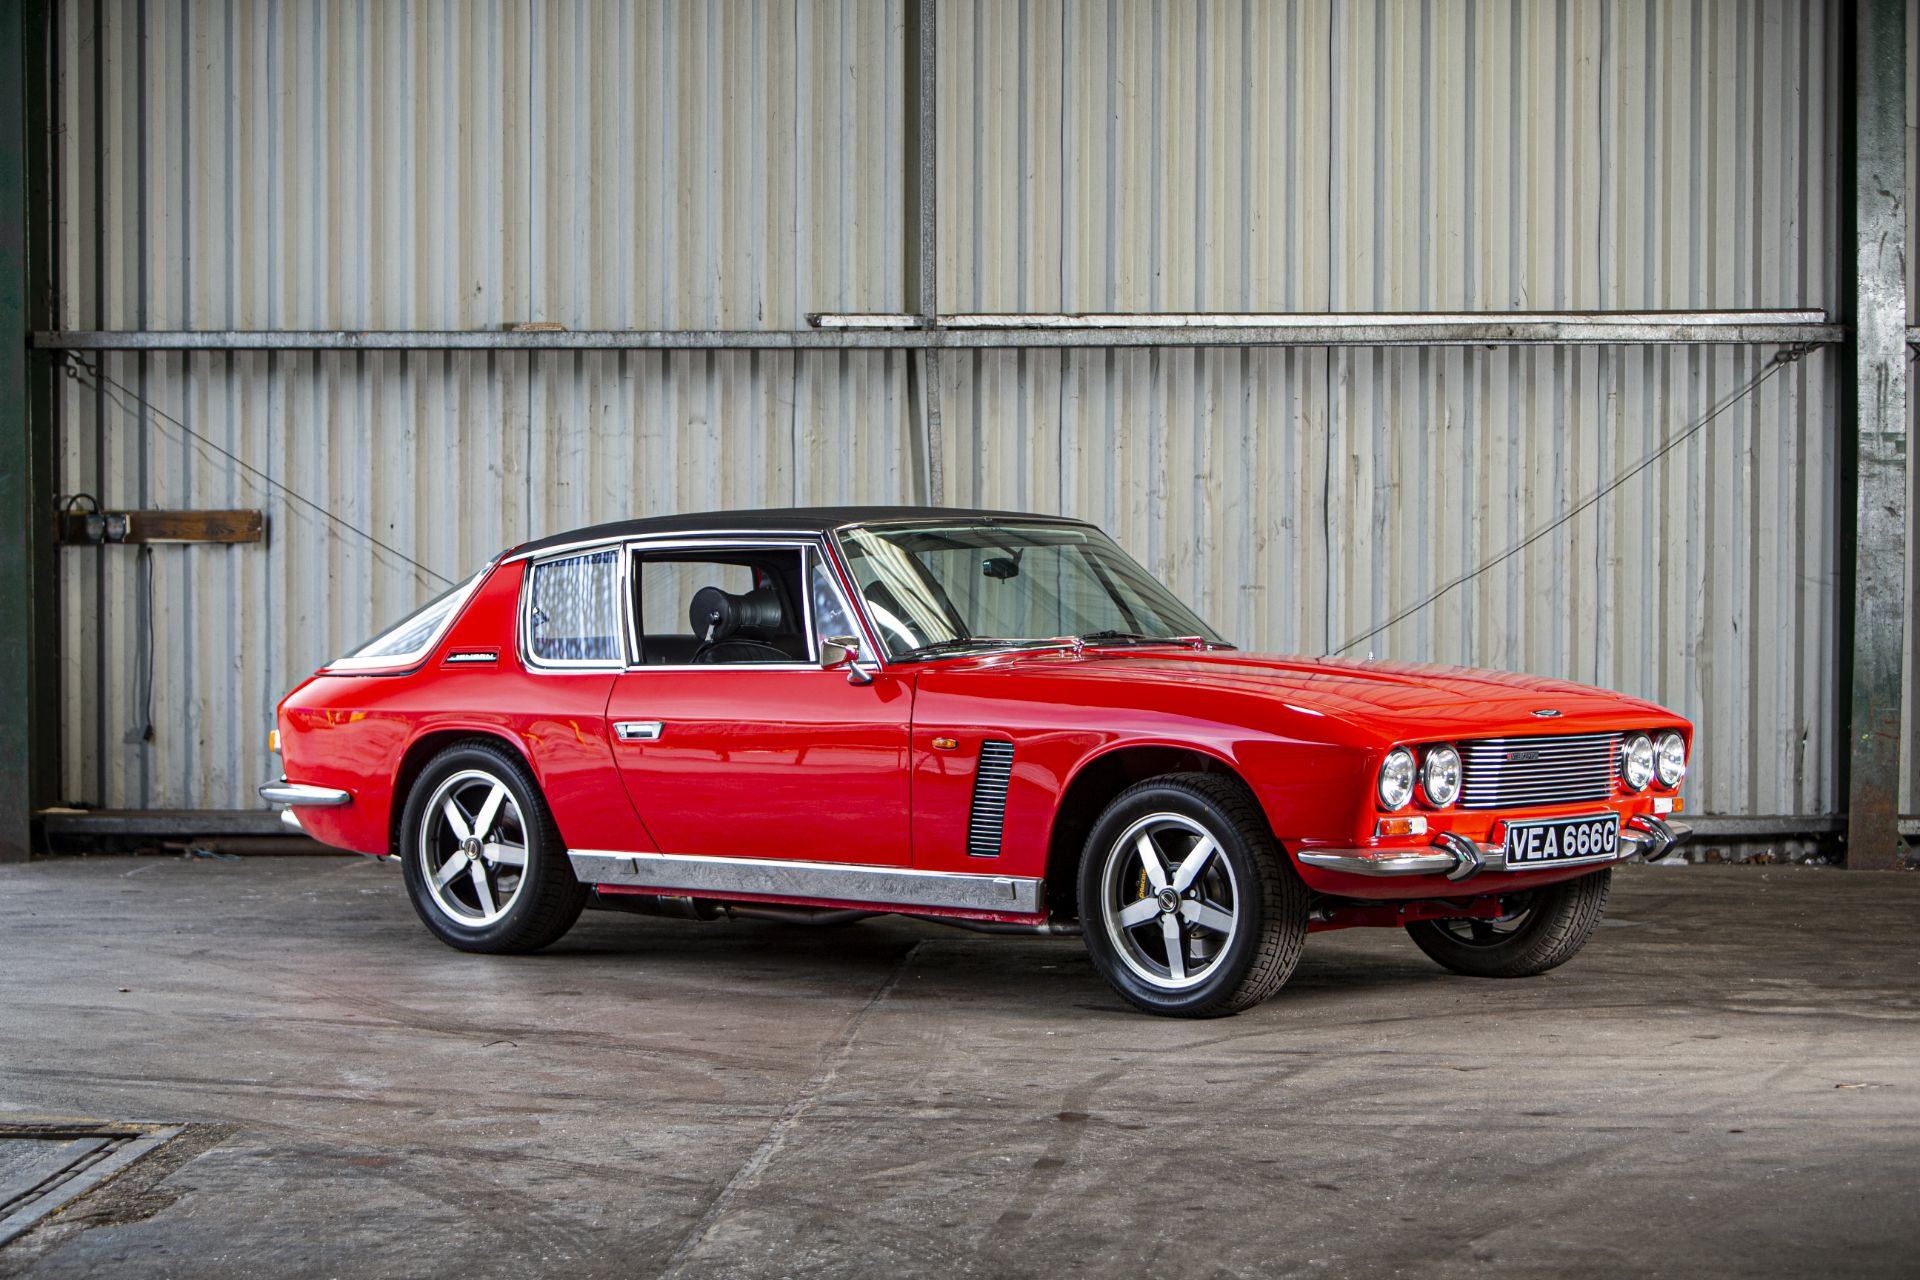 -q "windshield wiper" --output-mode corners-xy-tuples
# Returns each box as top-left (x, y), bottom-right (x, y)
(1076, 629), (1193, 647)
(894, 637), (1035, 661)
